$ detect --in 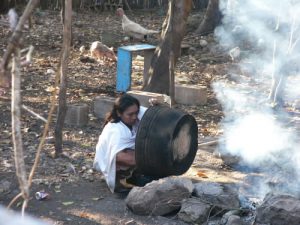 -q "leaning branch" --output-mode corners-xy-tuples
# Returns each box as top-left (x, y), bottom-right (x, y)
(11, 49), (29, 216)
